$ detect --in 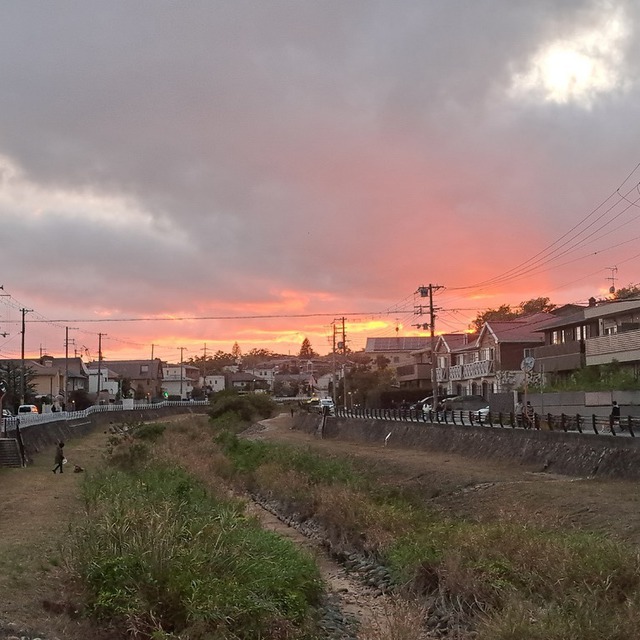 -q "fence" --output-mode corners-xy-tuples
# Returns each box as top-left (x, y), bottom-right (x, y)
(2, 400), (210, 435)
(333, 406), (639, 437)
